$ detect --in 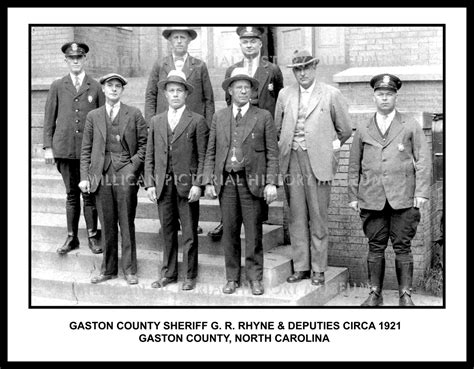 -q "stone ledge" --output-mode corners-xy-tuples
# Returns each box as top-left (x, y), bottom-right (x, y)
(333, 65), (442, 84)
